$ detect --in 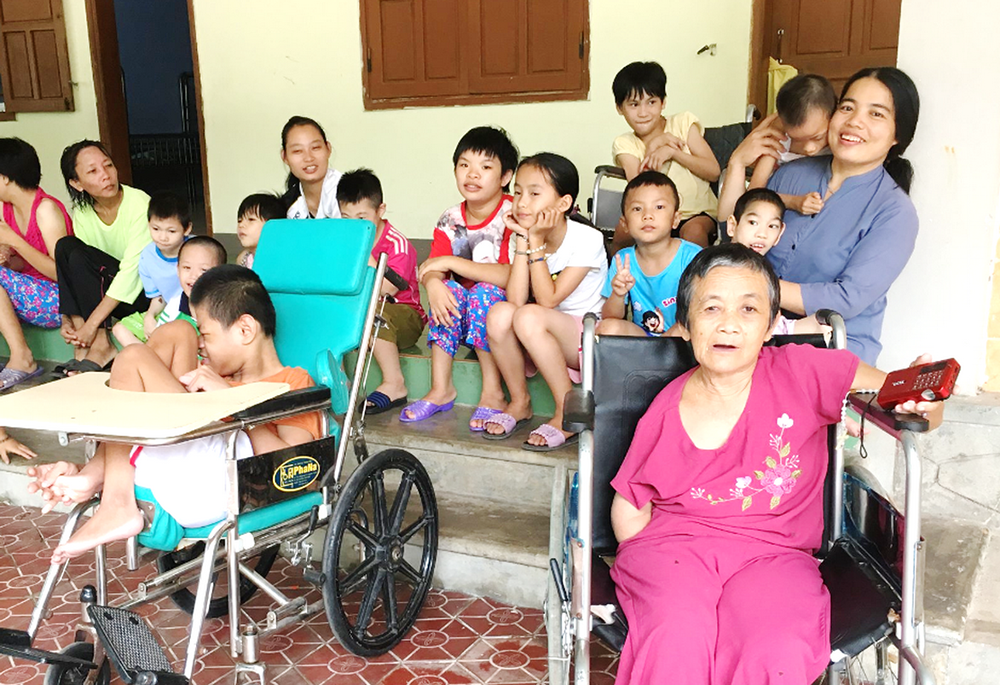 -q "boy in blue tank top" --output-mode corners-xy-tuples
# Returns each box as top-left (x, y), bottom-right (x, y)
(598, 171), (701, 336)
